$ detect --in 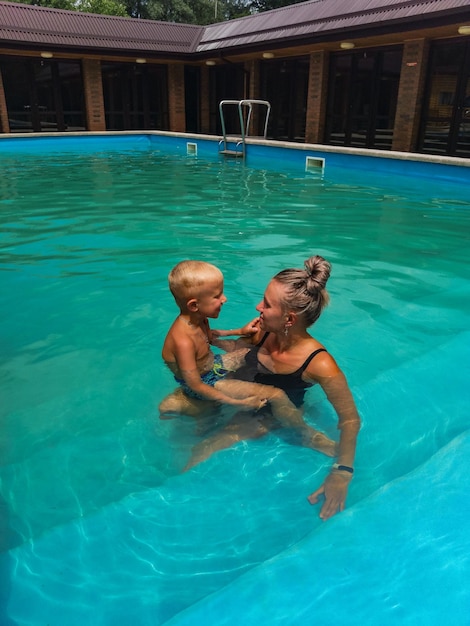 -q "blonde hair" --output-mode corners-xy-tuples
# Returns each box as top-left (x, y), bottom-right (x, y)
(273, 255), (331, 327)
(168, 260), (223, 305)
